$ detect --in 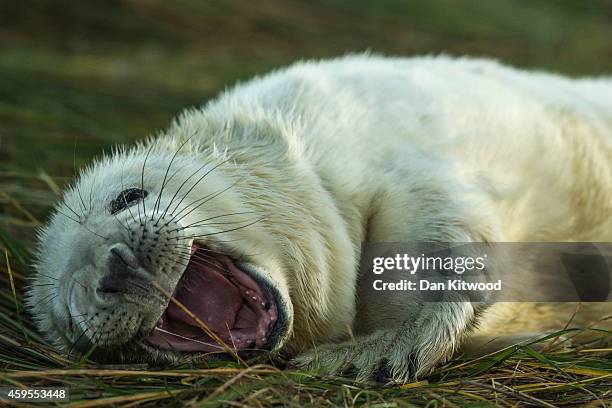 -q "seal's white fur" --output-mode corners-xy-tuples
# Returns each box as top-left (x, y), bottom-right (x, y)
(28, 55), (612, 381)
